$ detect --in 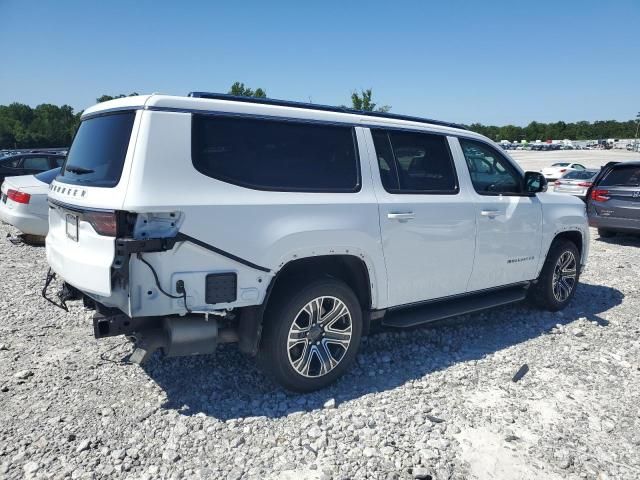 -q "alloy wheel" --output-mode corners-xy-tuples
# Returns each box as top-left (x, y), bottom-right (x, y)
(287, 296), (353, 378)
(552, 250), (577, 302)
